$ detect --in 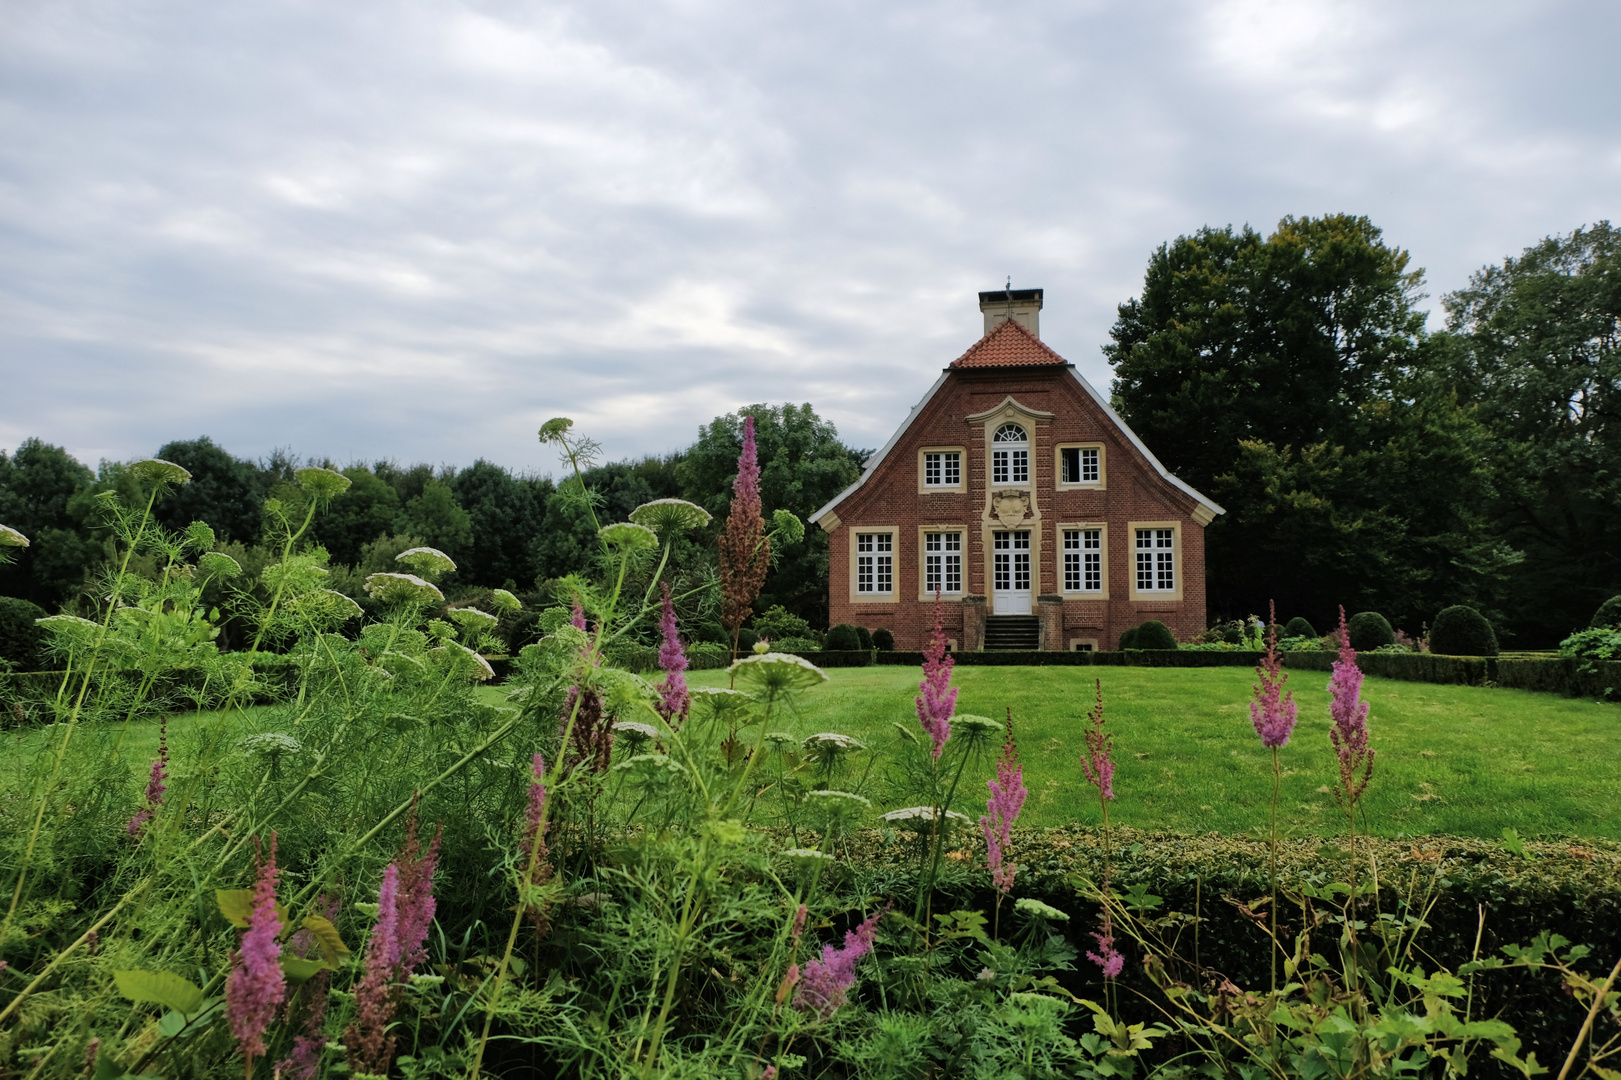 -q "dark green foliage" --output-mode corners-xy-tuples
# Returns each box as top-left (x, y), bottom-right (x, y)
(394, 480), (471, 563)
(1347, 611), (1395, 651)
(1117, 625), (1140, 650)
(751, 604), (812, 642)
(310, 466), (401, 567)
(151, 437), (266, 543)
(450, 460), (549, 588)
(0, 438), (100, 607)
(1592, 595), (1621, 630)
(855, 626), (873, 650)
(735, 627), (757, 652)
(1134, 620), (1177, 650)
(824, 623), (861, 650)
(1284, 616), (1317, 639)
(871, 627), (894, 651)
(1429, 604), (1499, 656)
(698, 620), (729, 645)
(0, 596), (49, 669)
